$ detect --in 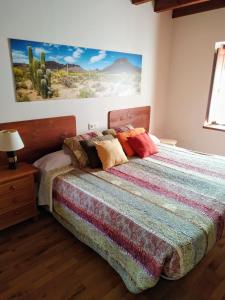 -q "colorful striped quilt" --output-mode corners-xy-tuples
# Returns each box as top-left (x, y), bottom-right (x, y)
(45, 145), (225, 293)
